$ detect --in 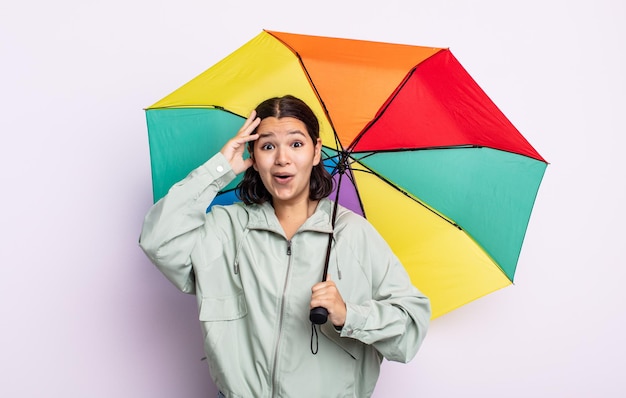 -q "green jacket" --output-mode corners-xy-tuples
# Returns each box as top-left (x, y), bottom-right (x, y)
(140, 153), (430, 398)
